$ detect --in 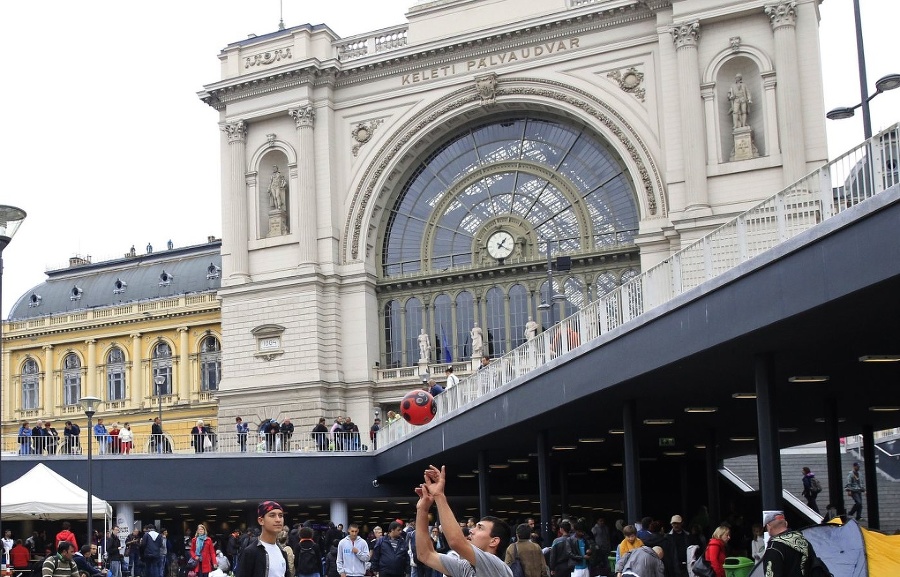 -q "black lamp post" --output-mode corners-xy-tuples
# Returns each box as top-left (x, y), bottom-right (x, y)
(80, 395), (102, 547)
(824, 0), (900, 138)
(0, 204), (26, 547)
(154, 374), (166, 424)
